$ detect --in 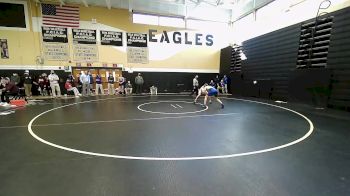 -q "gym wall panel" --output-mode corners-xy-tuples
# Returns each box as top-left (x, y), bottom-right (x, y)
(221, 6), (350, 109)
(219, 46), (231, 74)
(327, 7), (350, 109)
(239, 24), (300, 99)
